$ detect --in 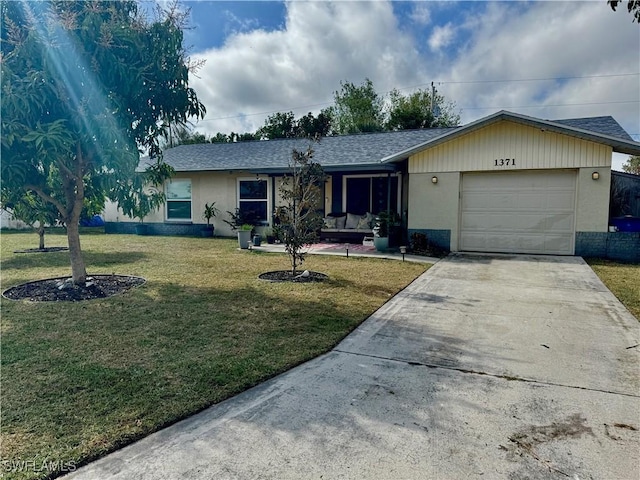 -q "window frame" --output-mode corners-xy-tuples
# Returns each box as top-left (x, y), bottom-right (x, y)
(237, 177), (271, 225)
(165, 178), (192, 222)
(342, 173), (402, 214)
